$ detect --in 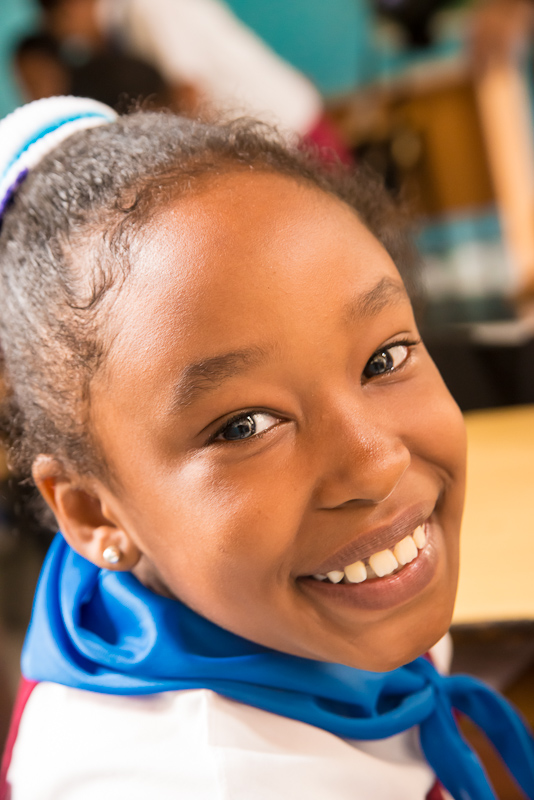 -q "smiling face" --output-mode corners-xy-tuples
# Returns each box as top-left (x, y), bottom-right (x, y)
(88, 171), (466, 672)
